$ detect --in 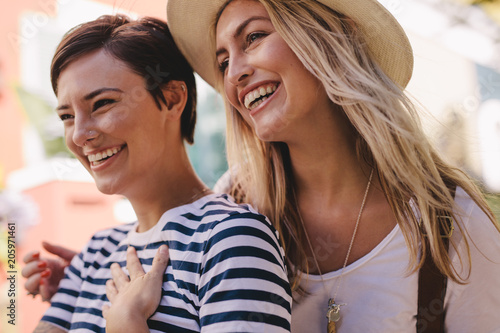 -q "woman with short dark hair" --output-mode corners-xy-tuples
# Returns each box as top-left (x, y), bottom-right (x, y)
(31, 14), (291, 333)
